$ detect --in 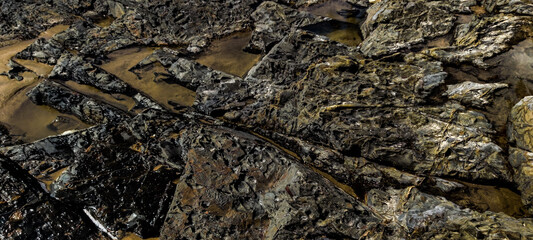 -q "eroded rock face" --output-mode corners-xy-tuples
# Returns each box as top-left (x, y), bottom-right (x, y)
(196, 30), (510, 182)
(360, 0), (456, 57)
(367, 187), (533, 239)
(1, 0), (533, 239)
(445, 81), (508, 108)
(0, 157), (103, 239)
(160, 121), (394, 239)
